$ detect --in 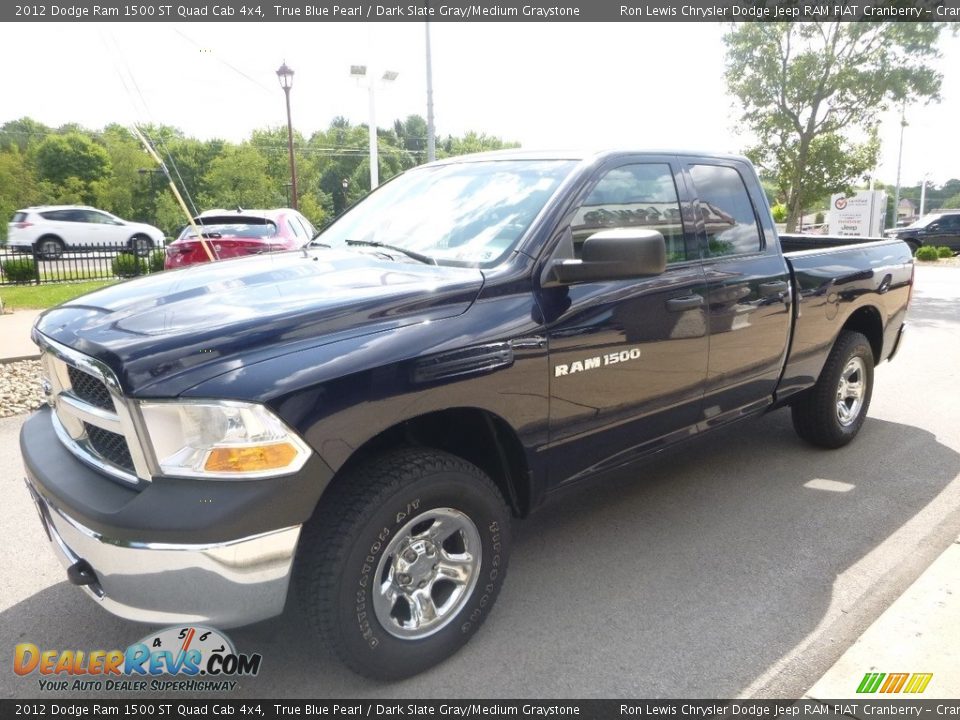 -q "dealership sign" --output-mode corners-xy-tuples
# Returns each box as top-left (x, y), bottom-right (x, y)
(828, 191), (887, 237)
